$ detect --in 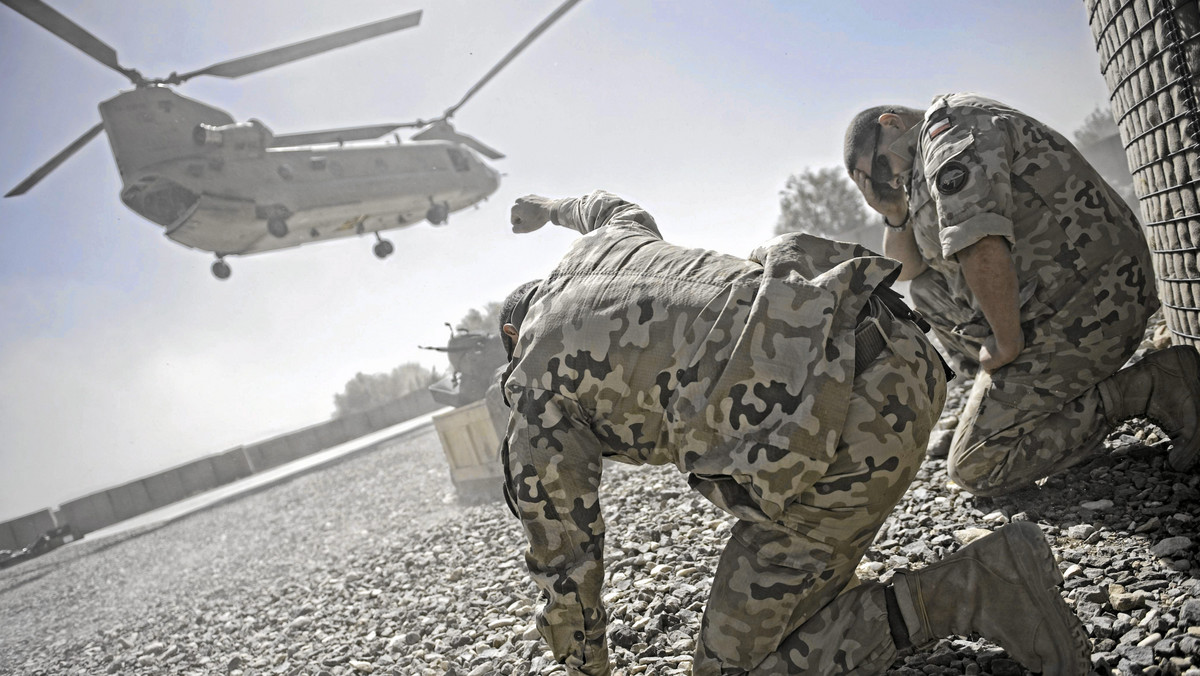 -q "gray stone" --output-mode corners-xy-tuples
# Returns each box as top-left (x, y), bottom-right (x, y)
(1067, 524), (1096, 540)
(1150, 536), (1193, 558)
